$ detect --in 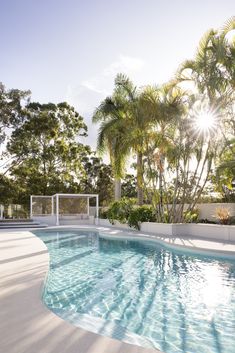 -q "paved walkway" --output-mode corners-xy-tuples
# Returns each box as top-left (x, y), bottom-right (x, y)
(0, 229), (159, 353)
